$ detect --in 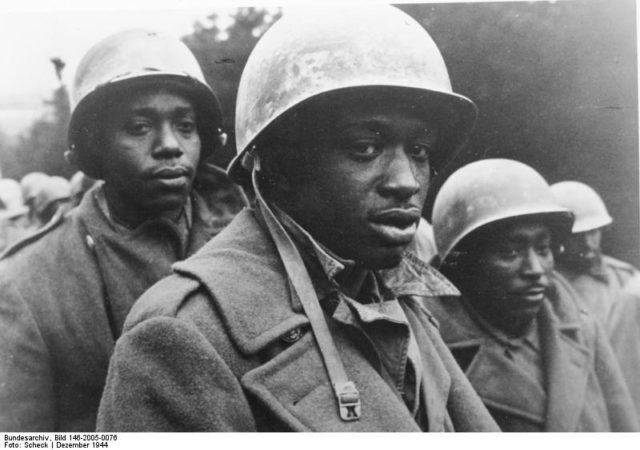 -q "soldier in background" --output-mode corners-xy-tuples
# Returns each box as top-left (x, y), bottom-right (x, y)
(0, 29), (235, 431)
(19, 172), (49, 233)
(427, 159), (637, 431)
(551, 181), (639, 324)
(551, 181), (640, 425)
(31, 175), (72, 227)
